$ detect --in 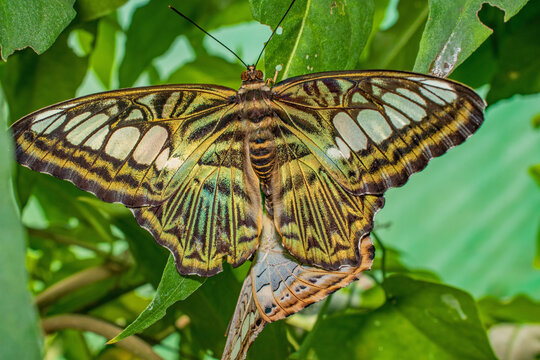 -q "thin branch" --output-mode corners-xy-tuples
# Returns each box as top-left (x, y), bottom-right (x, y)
(35, 264), (123, 310)
(27, 227), (129, 266)
(41, 314), (162, 360)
